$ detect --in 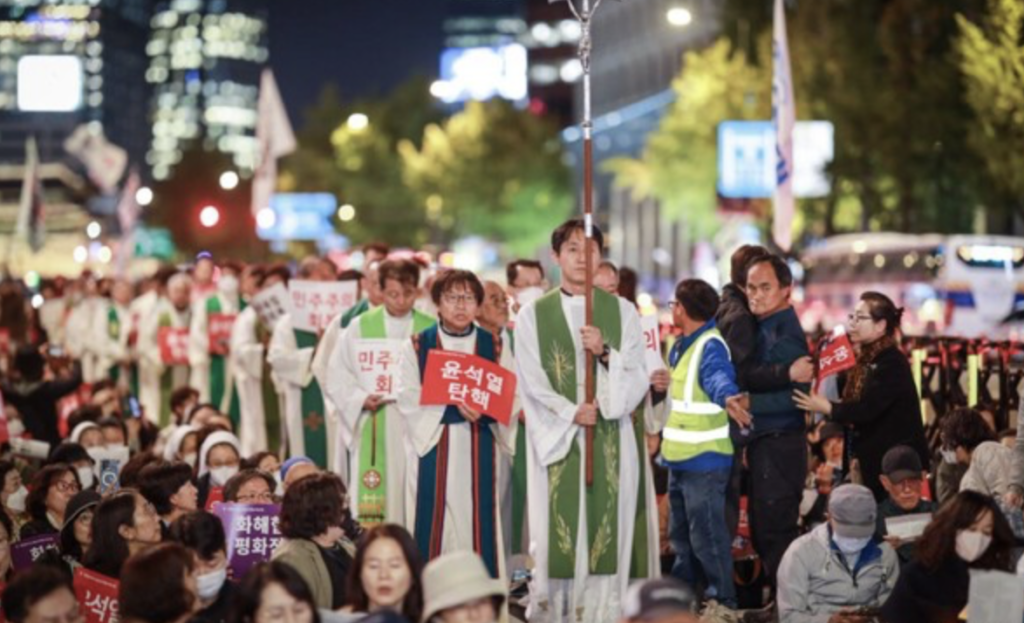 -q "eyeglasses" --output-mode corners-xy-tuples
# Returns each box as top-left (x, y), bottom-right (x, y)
(442, 294), (476, 307)
(847, 314), (874, 324)
(54, 480), (81, 494)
